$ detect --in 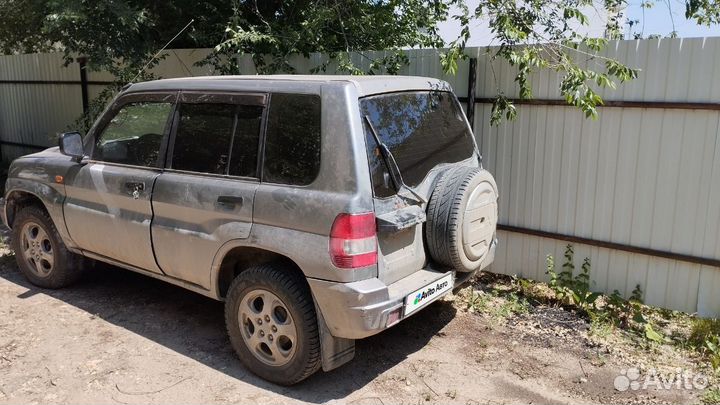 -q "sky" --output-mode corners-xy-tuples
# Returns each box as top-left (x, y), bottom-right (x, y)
(436, 0), (720, 46)
(625, 0), (720, 38)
